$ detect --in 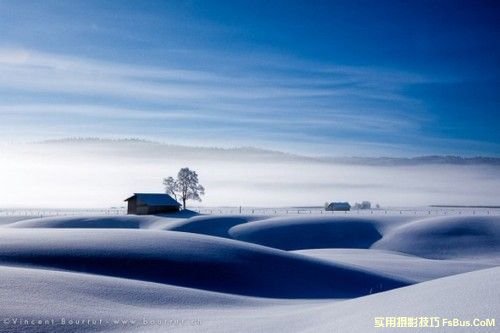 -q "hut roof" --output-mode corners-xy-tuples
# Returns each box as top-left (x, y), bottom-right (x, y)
(124, 193), (181, 207)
